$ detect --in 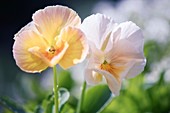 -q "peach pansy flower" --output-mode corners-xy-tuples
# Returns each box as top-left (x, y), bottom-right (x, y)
(81, 14), (146, 95)
(13, 5), (88, 73)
